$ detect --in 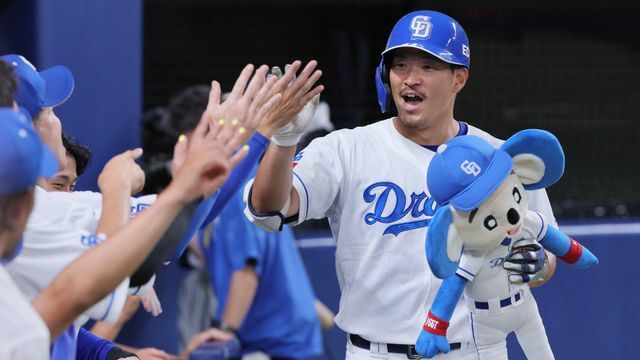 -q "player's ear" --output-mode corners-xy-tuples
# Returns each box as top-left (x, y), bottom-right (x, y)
(500, 129), (565, 190)
(452, 67), (468, 94)
(426, 205), (463, 279)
